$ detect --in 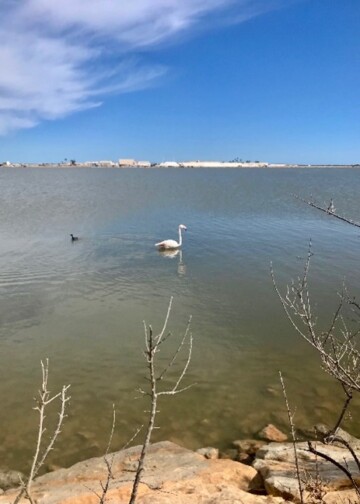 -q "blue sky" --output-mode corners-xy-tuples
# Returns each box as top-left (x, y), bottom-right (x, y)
(0, 0), (359, 164)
